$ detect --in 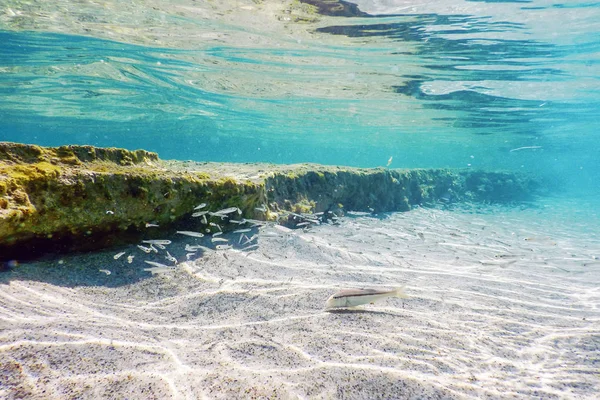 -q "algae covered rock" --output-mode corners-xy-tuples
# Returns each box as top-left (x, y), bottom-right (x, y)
(0, 142), (265, 259)
(0, 142), (541, 261)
